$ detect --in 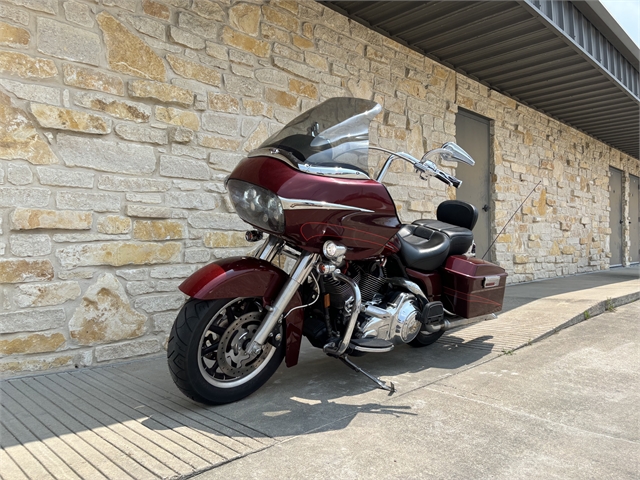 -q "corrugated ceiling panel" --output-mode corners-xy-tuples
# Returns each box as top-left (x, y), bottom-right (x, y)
(530, 0), (638, 97)
(324, 1), (639, 159)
